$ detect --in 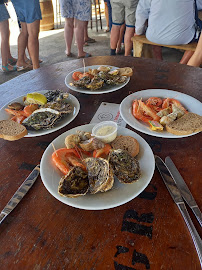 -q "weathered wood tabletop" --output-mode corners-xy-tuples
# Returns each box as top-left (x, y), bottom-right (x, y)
(0, 56), (201, 270)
